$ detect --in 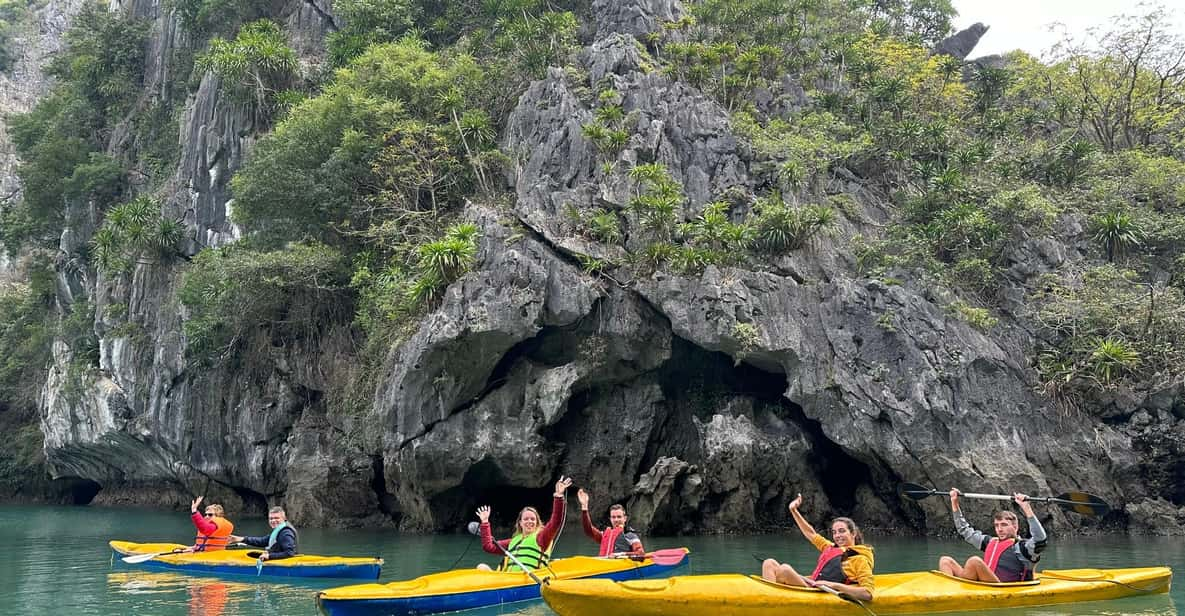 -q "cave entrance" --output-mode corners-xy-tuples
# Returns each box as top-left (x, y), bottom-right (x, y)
(430, 457), (557, 533)
(648, 336), (877, 523)
(67, 478), (101, 505)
